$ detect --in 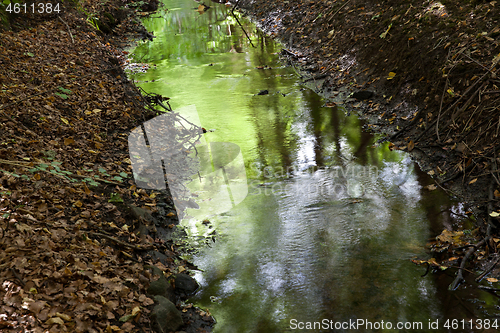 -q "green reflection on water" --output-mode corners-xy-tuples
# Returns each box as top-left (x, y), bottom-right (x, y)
(129, 0), (495, 332)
